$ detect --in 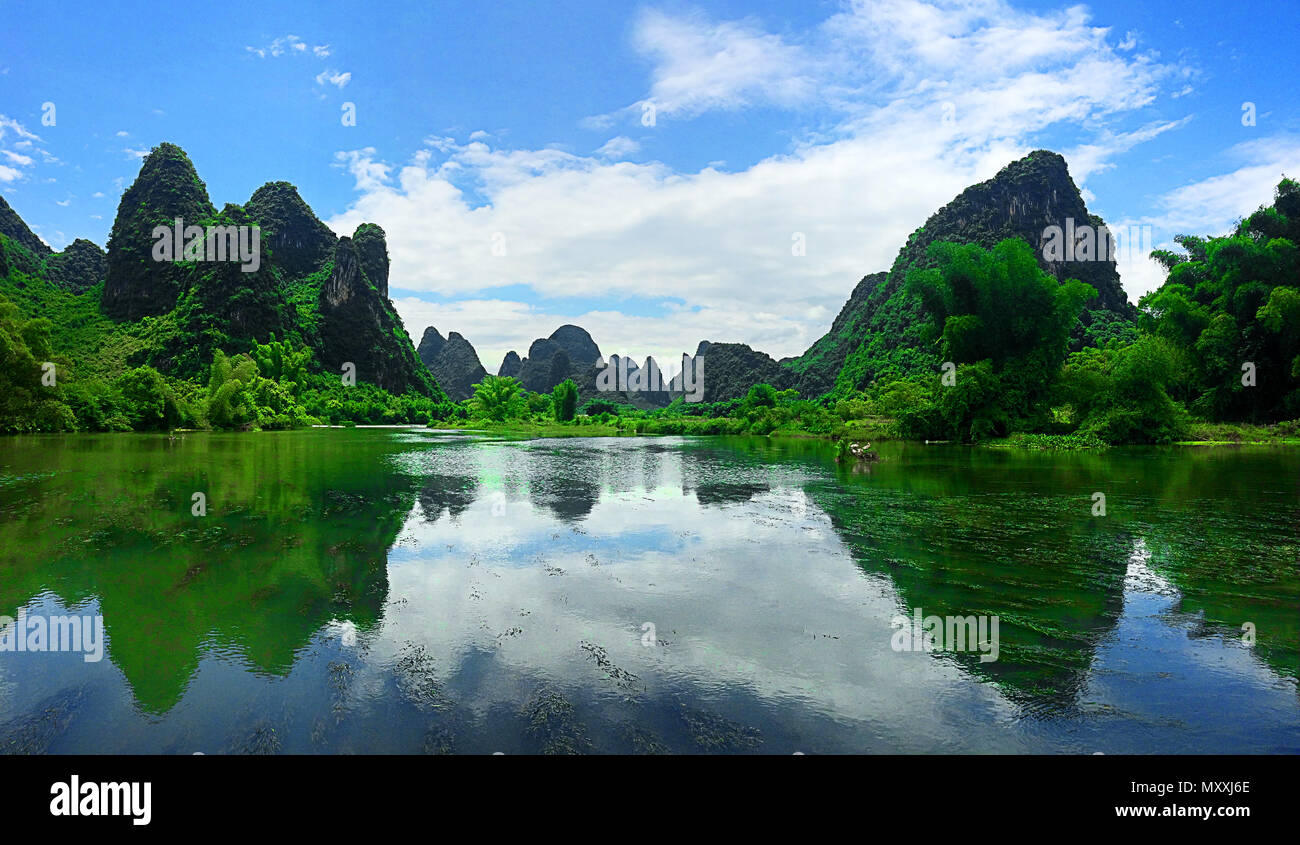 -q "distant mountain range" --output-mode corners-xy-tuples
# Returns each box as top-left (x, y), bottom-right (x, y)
(1, 145), (1135, 408)
(425, 150), (1137, 405)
